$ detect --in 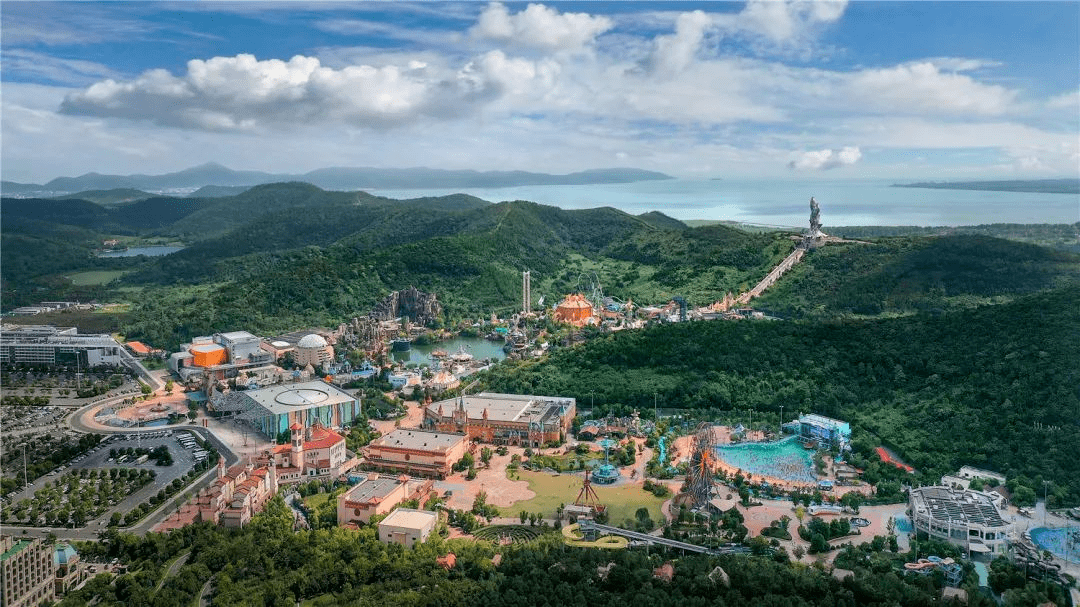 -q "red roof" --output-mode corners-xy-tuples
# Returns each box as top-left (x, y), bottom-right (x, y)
(126, 341), (152, 354)
(289, 422), (303, 431)
(305, 425), (344, 450)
